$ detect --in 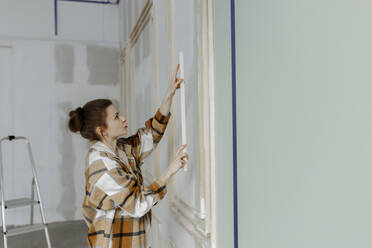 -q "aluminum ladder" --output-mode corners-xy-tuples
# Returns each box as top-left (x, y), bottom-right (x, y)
(0, 136), (52, 248)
